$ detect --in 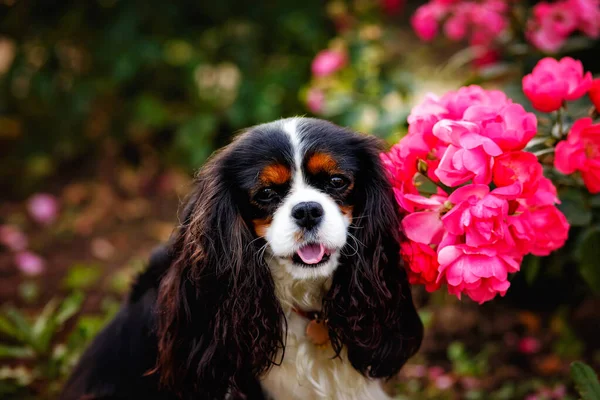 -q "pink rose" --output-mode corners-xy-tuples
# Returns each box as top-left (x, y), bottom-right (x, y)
(27, 193), (59, 225)
(441, 85), (510, 120)
(412, 2), (449, 41)
(400, 240), (441, 292)
(589, 78), (600, 113)
(442, 184), (509, 248)
(311, 50), (346, 77)
(438, 245), (520, 304)
(492, 151), (543, 197)
(522, 57), (593, 112)
(526, 1), (578, 53)
(0, 225), (28, 252)
(463, 104), (537, 151)
(14, 251), (45, 276)
(433, 120), (502, 186)
(529, 205), (570, 256)
(555, 118), (600, 193)
(569, 0), (600, 38)
(306, 88), (324, 114)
